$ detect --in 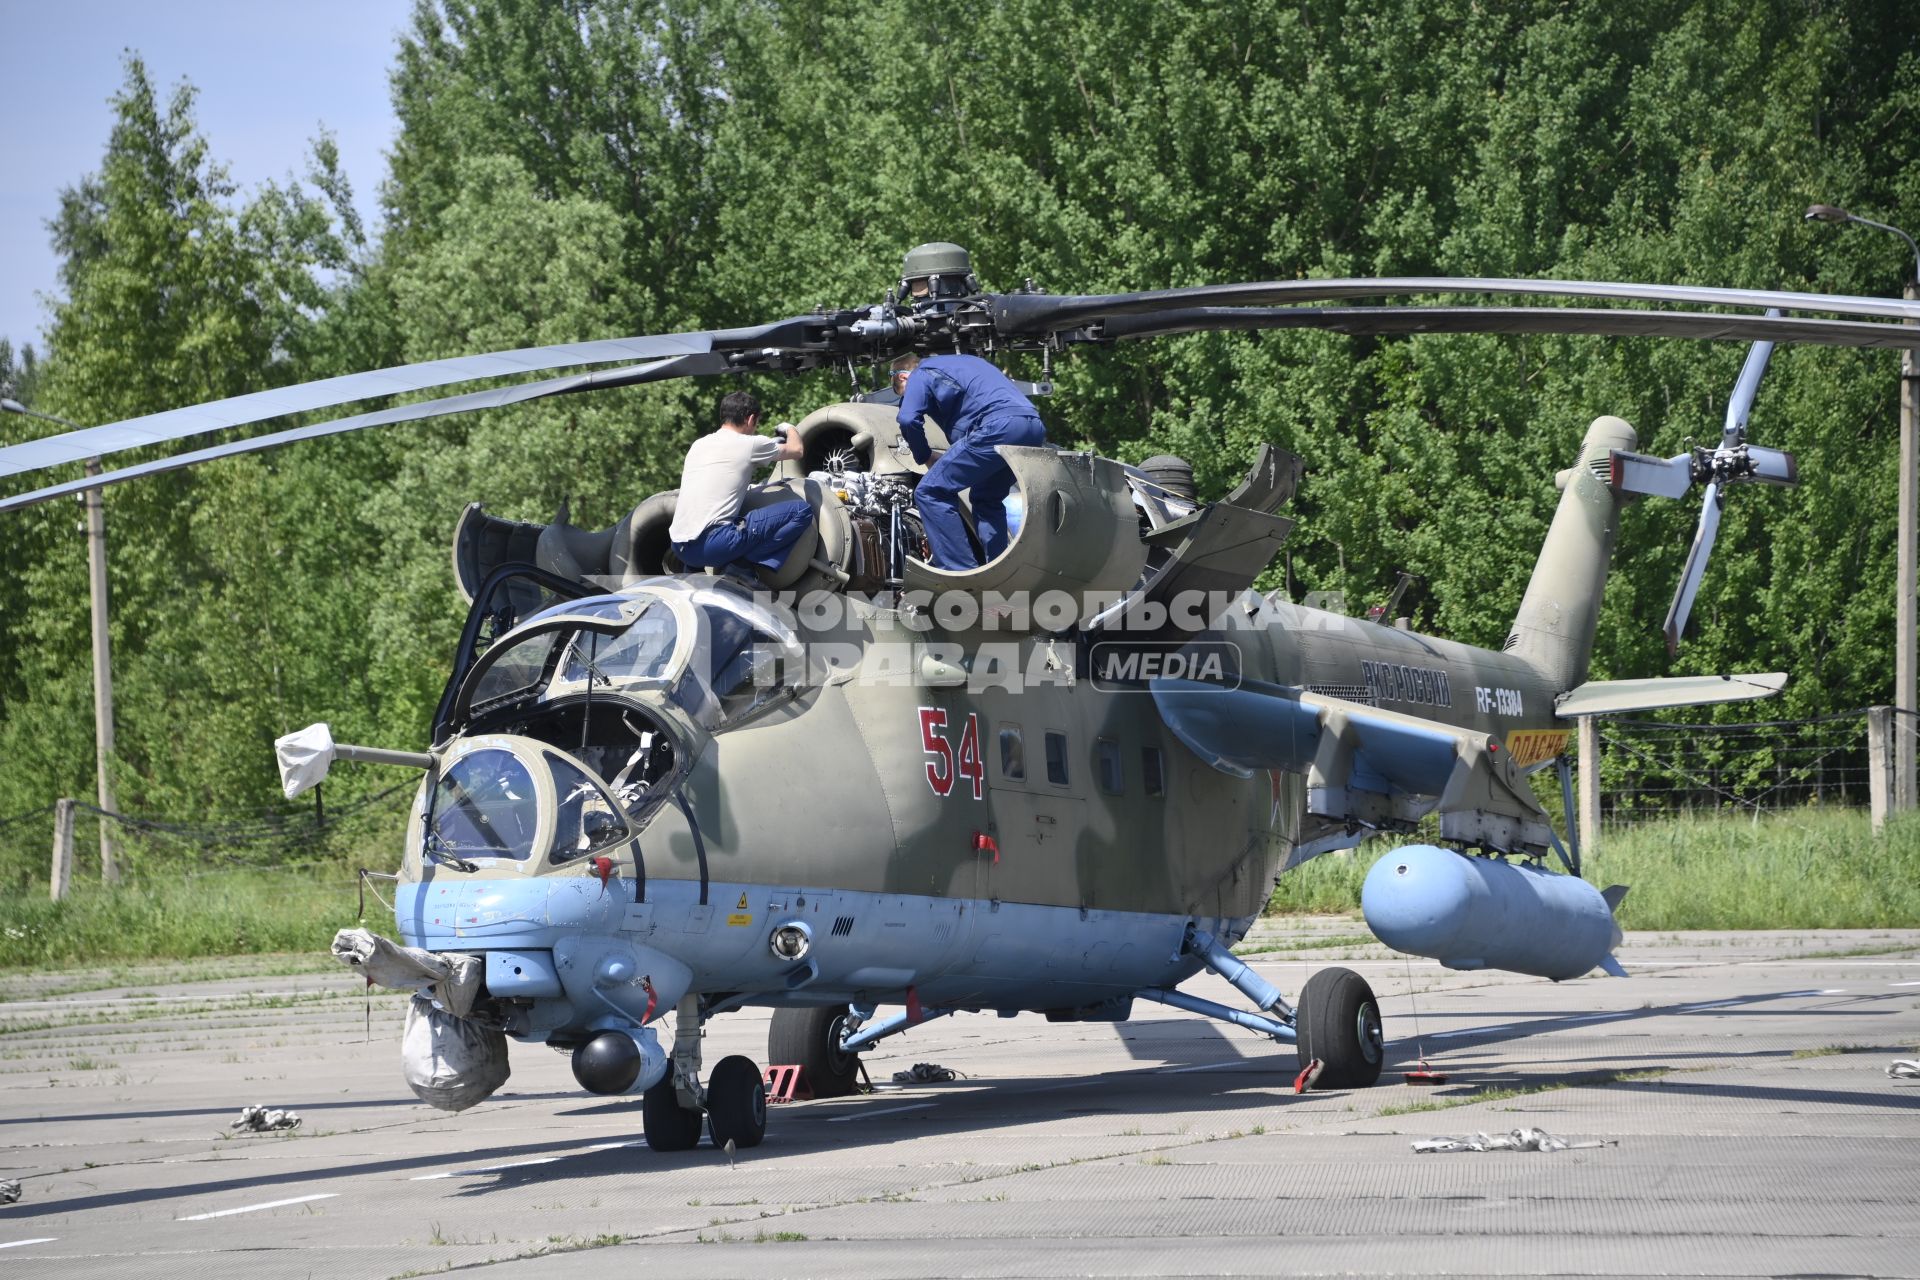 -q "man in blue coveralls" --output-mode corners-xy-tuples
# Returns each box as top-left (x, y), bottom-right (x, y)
(891, 353), (1047, 570)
